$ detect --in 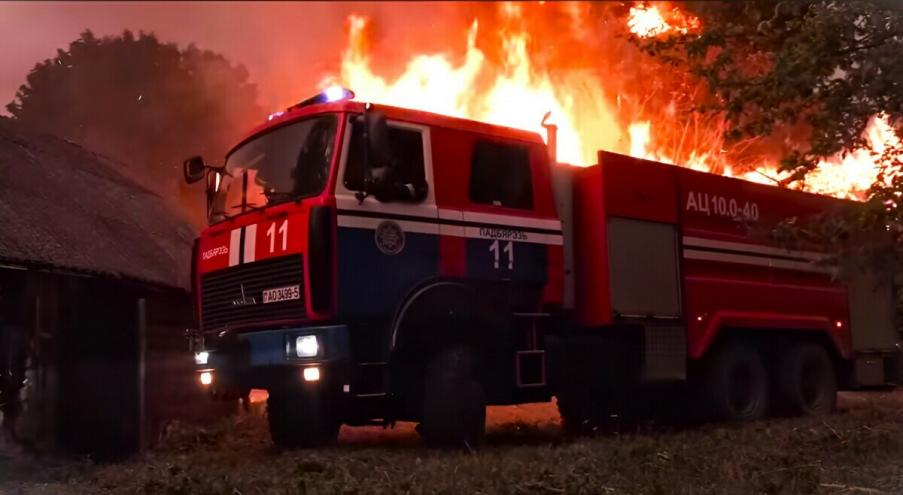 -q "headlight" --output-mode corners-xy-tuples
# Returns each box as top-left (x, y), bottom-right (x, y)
(295, 335), (319, 358)
(194, 351), (209, 365)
